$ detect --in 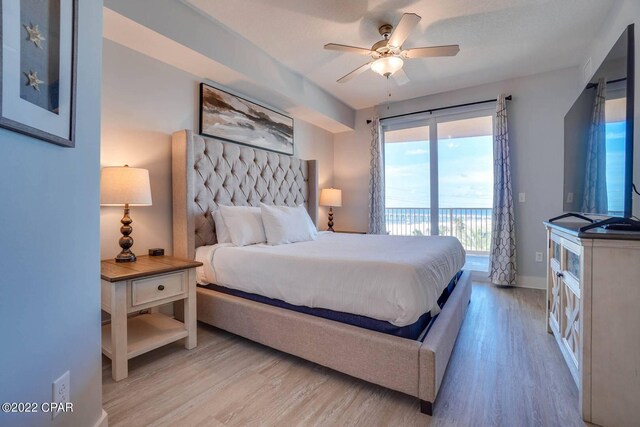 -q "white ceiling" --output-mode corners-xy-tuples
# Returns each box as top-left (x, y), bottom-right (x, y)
(185, 0), (616, 110)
